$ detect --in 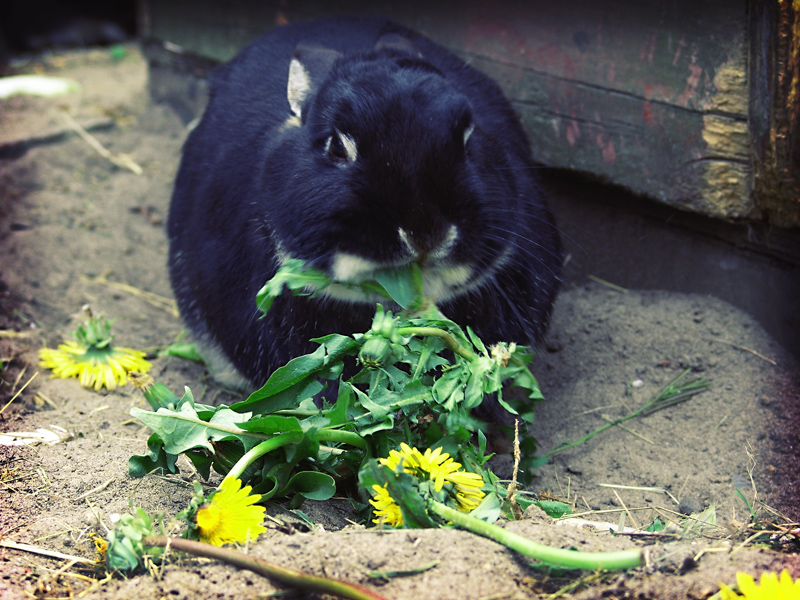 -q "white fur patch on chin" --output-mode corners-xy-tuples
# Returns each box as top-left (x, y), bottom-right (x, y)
(421, 264), (472, 302)
(330, 253), (380, 283)
(322, 251), (474, 305)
